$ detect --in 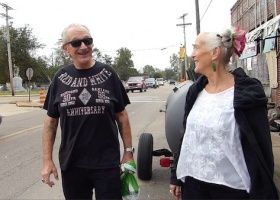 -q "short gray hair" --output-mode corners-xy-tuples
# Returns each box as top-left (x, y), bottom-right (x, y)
(61, 24), (91, 44)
